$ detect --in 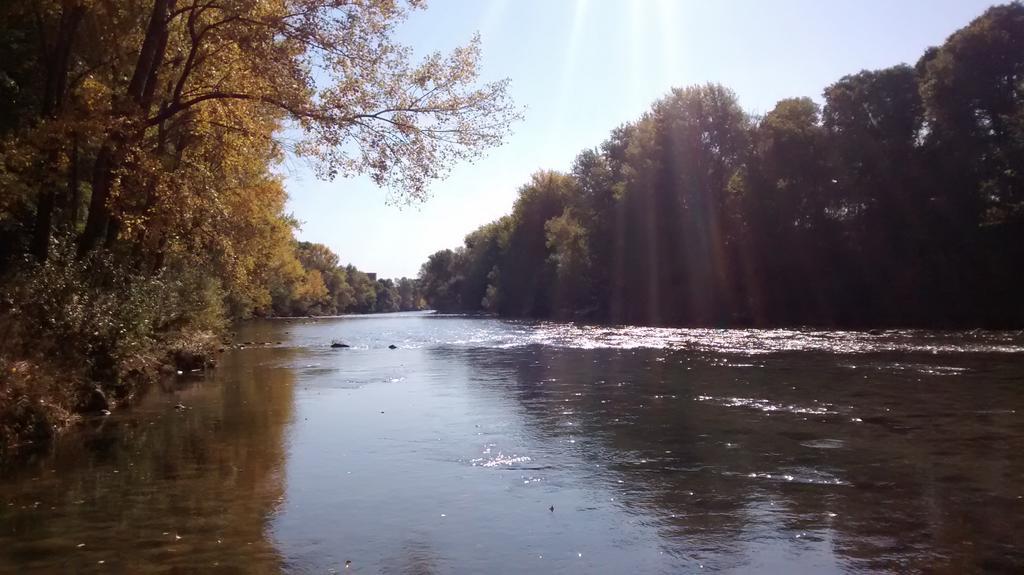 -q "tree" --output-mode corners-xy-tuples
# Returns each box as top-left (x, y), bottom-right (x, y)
(374, 279), (400, 313)
(416, 4), (1024, 329)
(0, 0), (524, 442)
(0, 0), (520, 262)
(734, 97), (835, 324)
(919, 3), (1024, 224)
(396, 277), (422, 311)
(495, 171), (573, 317)
(296, 242), (340, 273)
(457, 218), (508, 310)
(418, 249), (461, 311)
(821, 66), (926, 323)
(613, 84), (750, 324)
(346, 266), (378, 313)
(544, 211), (591, 316)
(569, 148), (619, 317)
(916, 2), (1024, 324)
(325, 268), (355, 314)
